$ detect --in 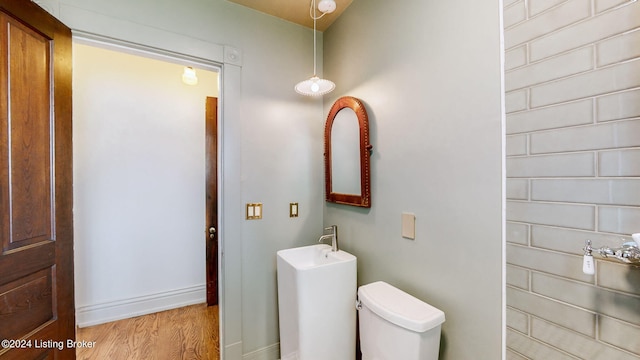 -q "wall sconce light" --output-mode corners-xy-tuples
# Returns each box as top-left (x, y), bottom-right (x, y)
(182, 66), (198, 85)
